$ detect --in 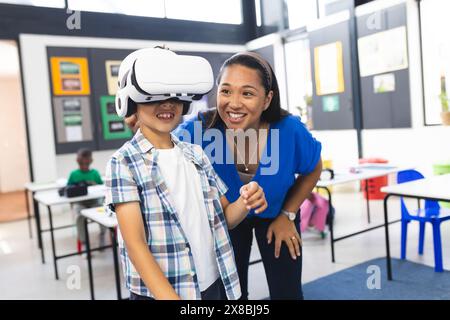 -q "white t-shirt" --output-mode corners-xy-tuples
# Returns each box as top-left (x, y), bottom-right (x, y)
(156, 145), (220, 291)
